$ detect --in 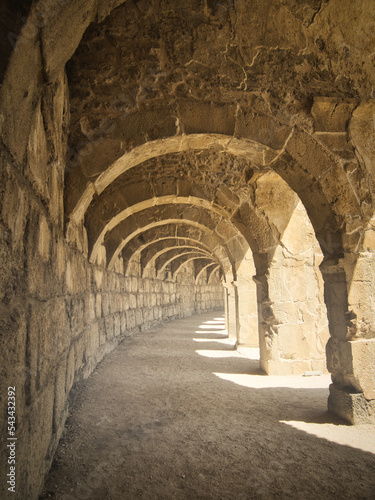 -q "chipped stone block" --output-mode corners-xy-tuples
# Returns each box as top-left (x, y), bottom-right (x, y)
(327, 338), (375, 400)
(312, 99), (357, 132)
(328, 384), (375, 424)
